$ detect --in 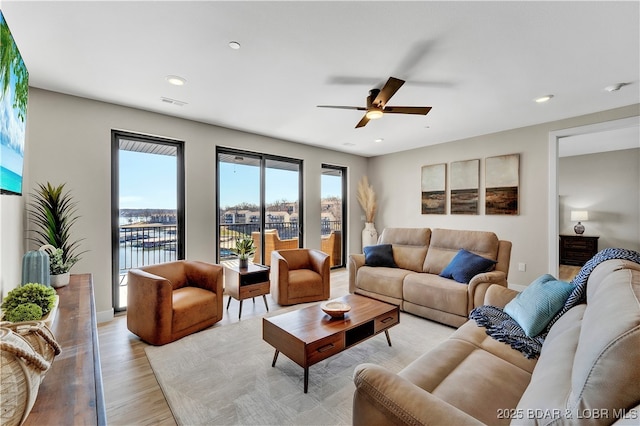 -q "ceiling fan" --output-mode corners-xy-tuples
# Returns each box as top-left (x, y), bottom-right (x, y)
(317, 77), (432, 128)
